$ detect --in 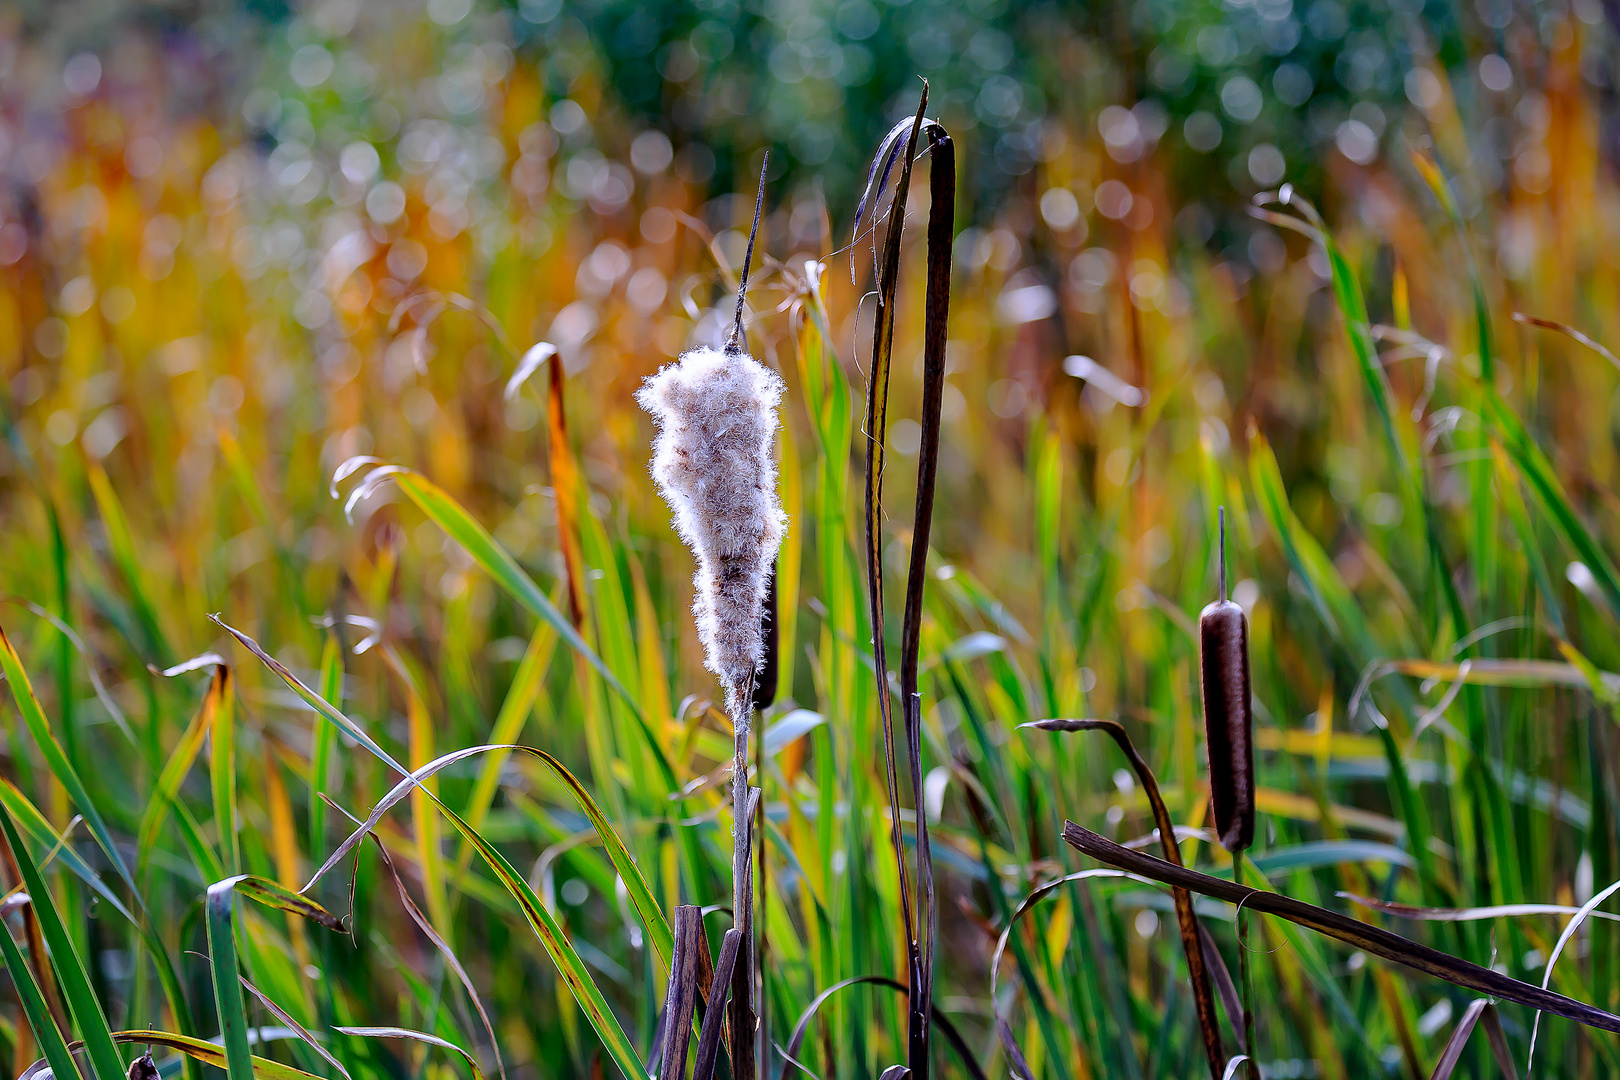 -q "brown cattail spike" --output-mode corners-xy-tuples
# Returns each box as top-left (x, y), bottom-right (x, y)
(1200, 507), (1254, 853)
(750, 563), (778, 712)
